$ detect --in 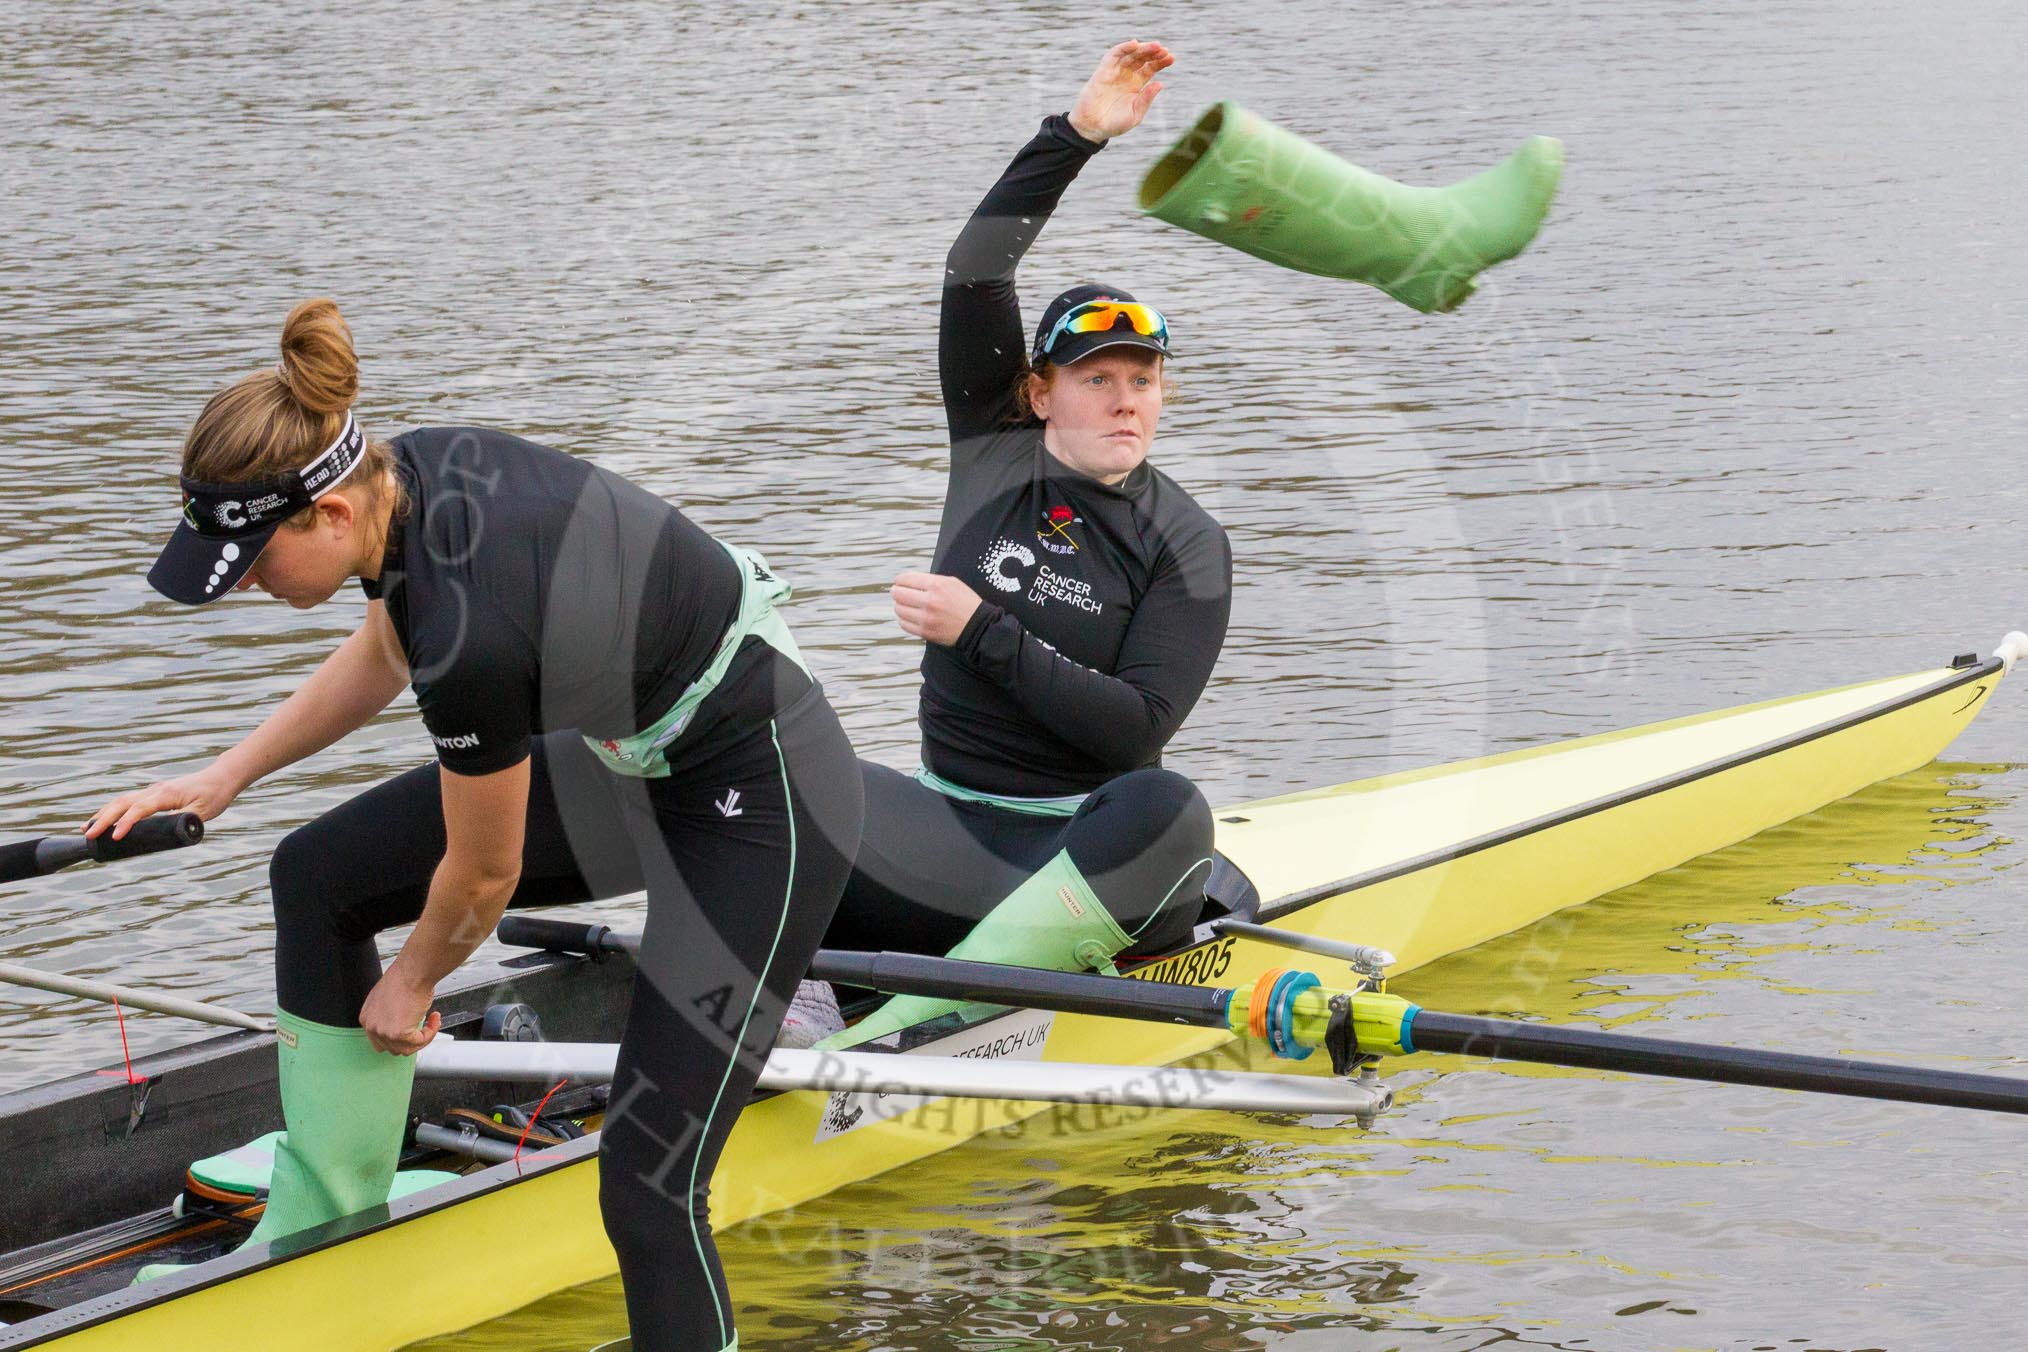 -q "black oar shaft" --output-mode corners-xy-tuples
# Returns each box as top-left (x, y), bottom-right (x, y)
(0, 814), (203, 885)
(1409, 1011), (2028, 1116)
(493, 922), (1241, 1031)
(494, 921), (1246, 1030)
(809, 950), (1235, 1030)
